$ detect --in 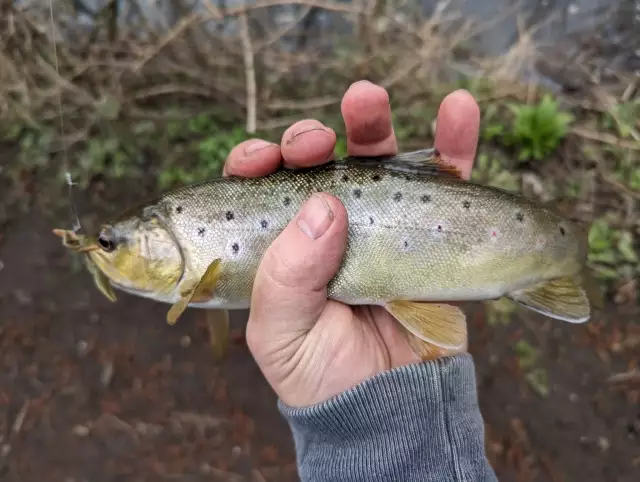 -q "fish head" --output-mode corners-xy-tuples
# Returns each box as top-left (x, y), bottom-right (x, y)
(53, 210), (184, 301)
